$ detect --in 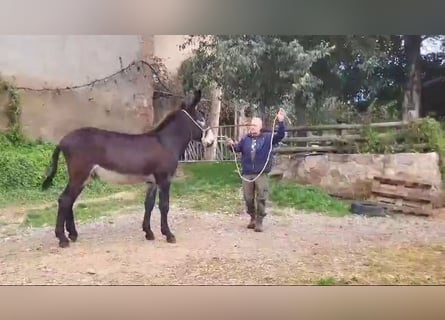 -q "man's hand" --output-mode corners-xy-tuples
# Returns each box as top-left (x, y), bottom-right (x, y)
(277, 108), (286, 122)
(226, 138), (236, 147)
